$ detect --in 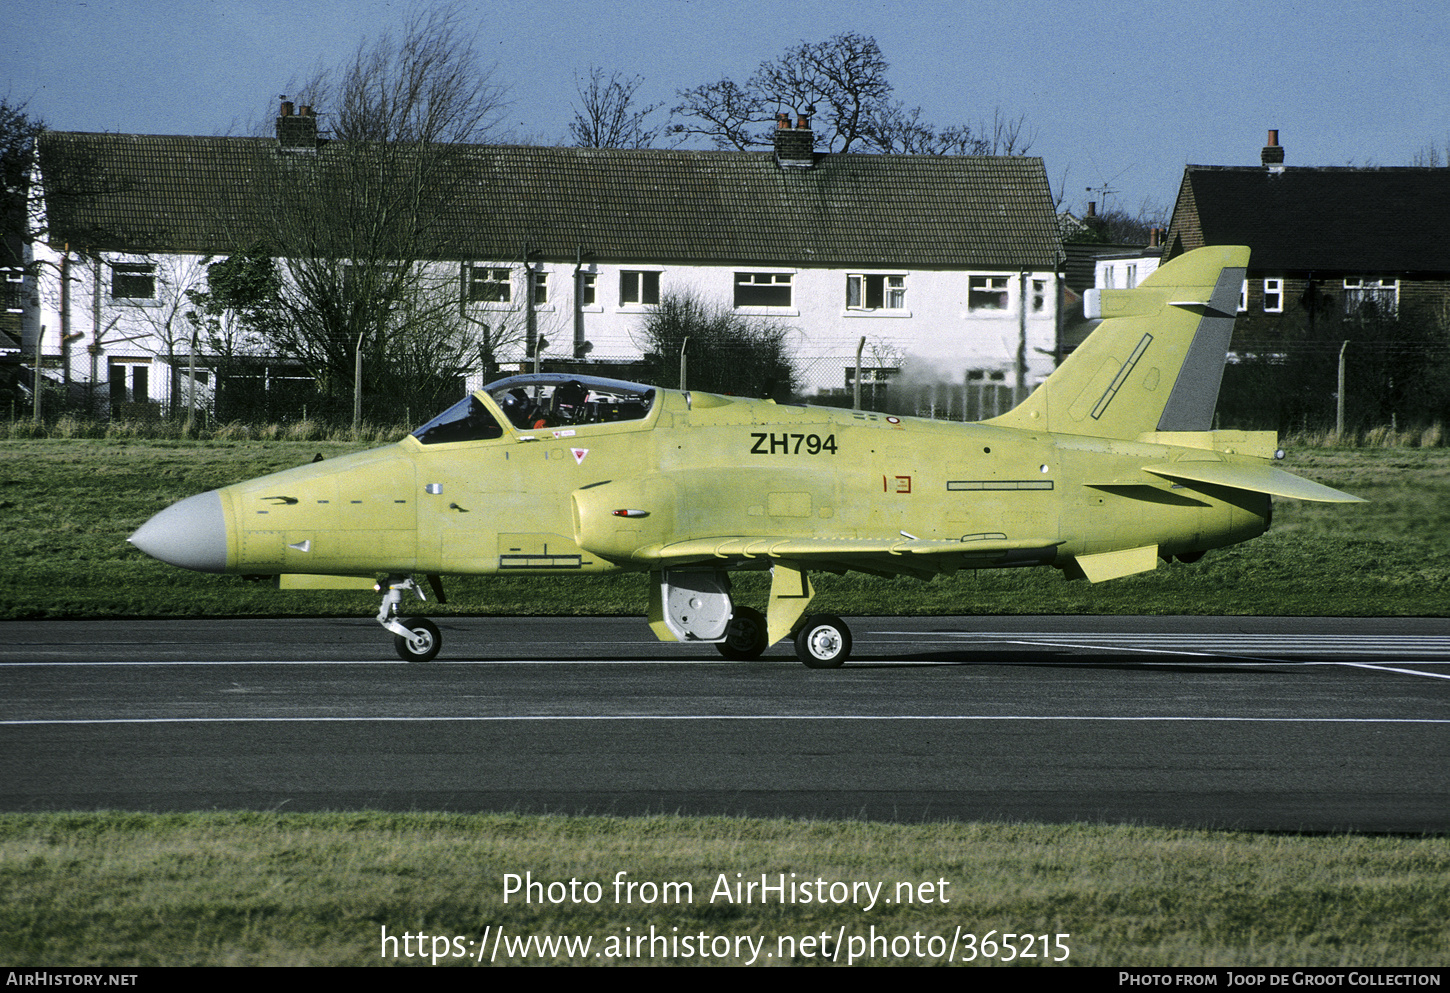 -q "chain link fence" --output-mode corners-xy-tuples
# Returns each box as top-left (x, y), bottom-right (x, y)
(7, 335), (1450, 441)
